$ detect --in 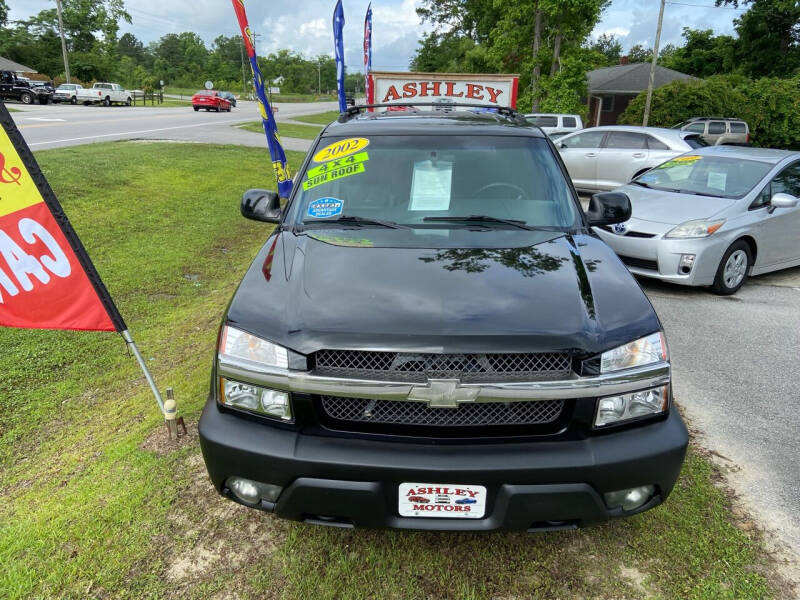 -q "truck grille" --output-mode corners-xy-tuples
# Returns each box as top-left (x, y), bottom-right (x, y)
(319, 396), (565, 427)
(313, 350), (572, 382)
